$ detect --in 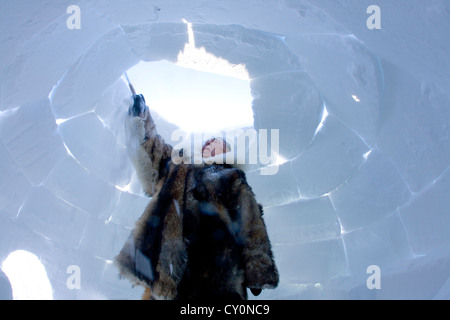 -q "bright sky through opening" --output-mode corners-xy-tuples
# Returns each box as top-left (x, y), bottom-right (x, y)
(126, 19), (254, 133)
(2, 250), (53, 300)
